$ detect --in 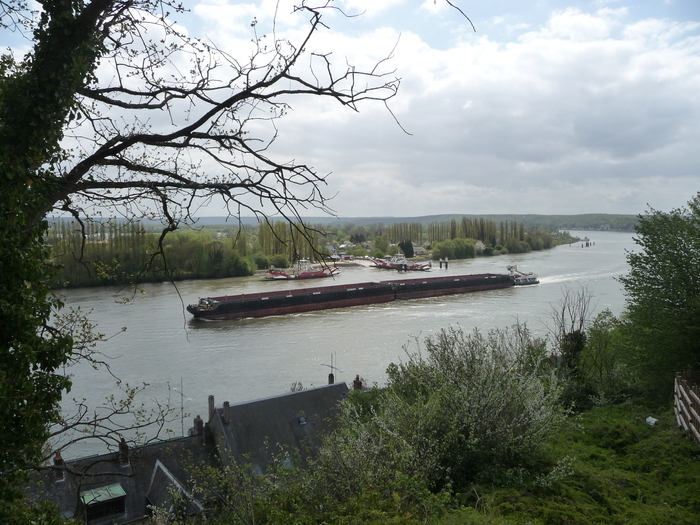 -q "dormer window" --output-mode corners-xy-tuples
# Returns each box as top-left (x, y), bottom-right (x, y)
(80, 483), (126, 522)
